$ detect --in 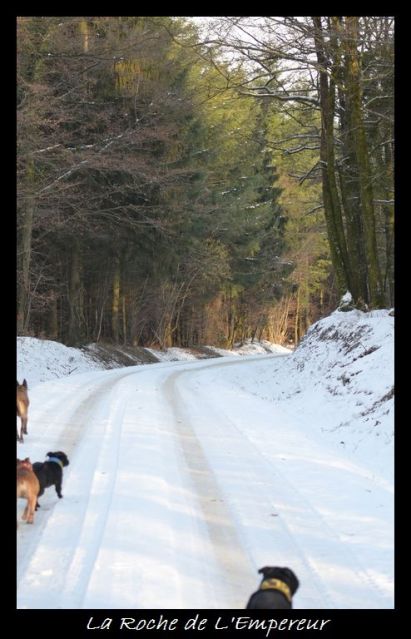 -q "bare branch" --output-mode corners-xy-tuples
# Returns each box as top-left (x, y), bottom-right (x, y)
(238, 88), (320, 107)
